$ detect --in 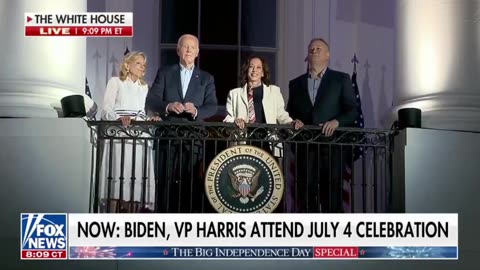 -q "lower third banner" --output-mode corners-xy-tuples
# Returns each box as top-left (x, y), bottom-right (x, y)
(68, 246), (458, 259)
